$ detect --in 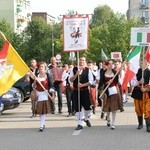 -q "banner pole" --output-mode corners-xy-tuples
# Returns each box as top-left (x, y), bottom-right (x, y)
(142, 46), (145, 88)
(77, 51), (81, 120)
